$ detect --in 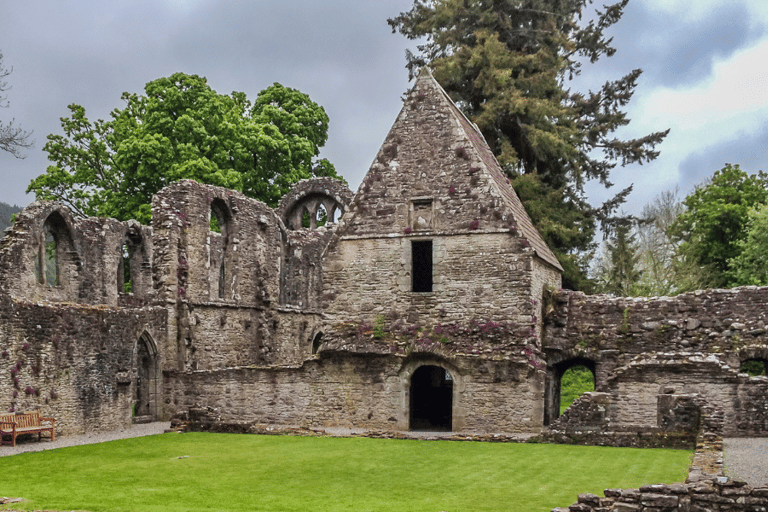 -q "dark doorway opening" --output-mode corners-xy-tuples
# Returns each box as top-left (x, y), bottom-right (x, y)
(134, 334), (158, 421)
(412, 240), (433, 292)
(410, 365), (452, 431)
